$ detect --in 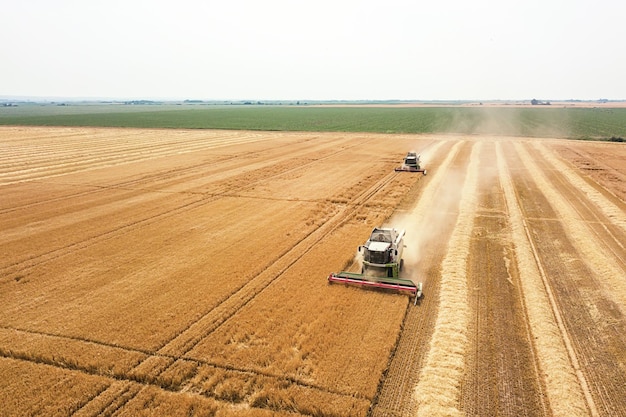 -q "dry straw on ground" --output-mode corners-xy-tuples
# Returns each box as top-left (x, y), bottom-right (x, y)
(538, 142), (626, 233)
(413, 141), (480, 416)
(498, 143), (590, 417)
(518, 143), (626, 318)
(2, 127), (625, 416)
